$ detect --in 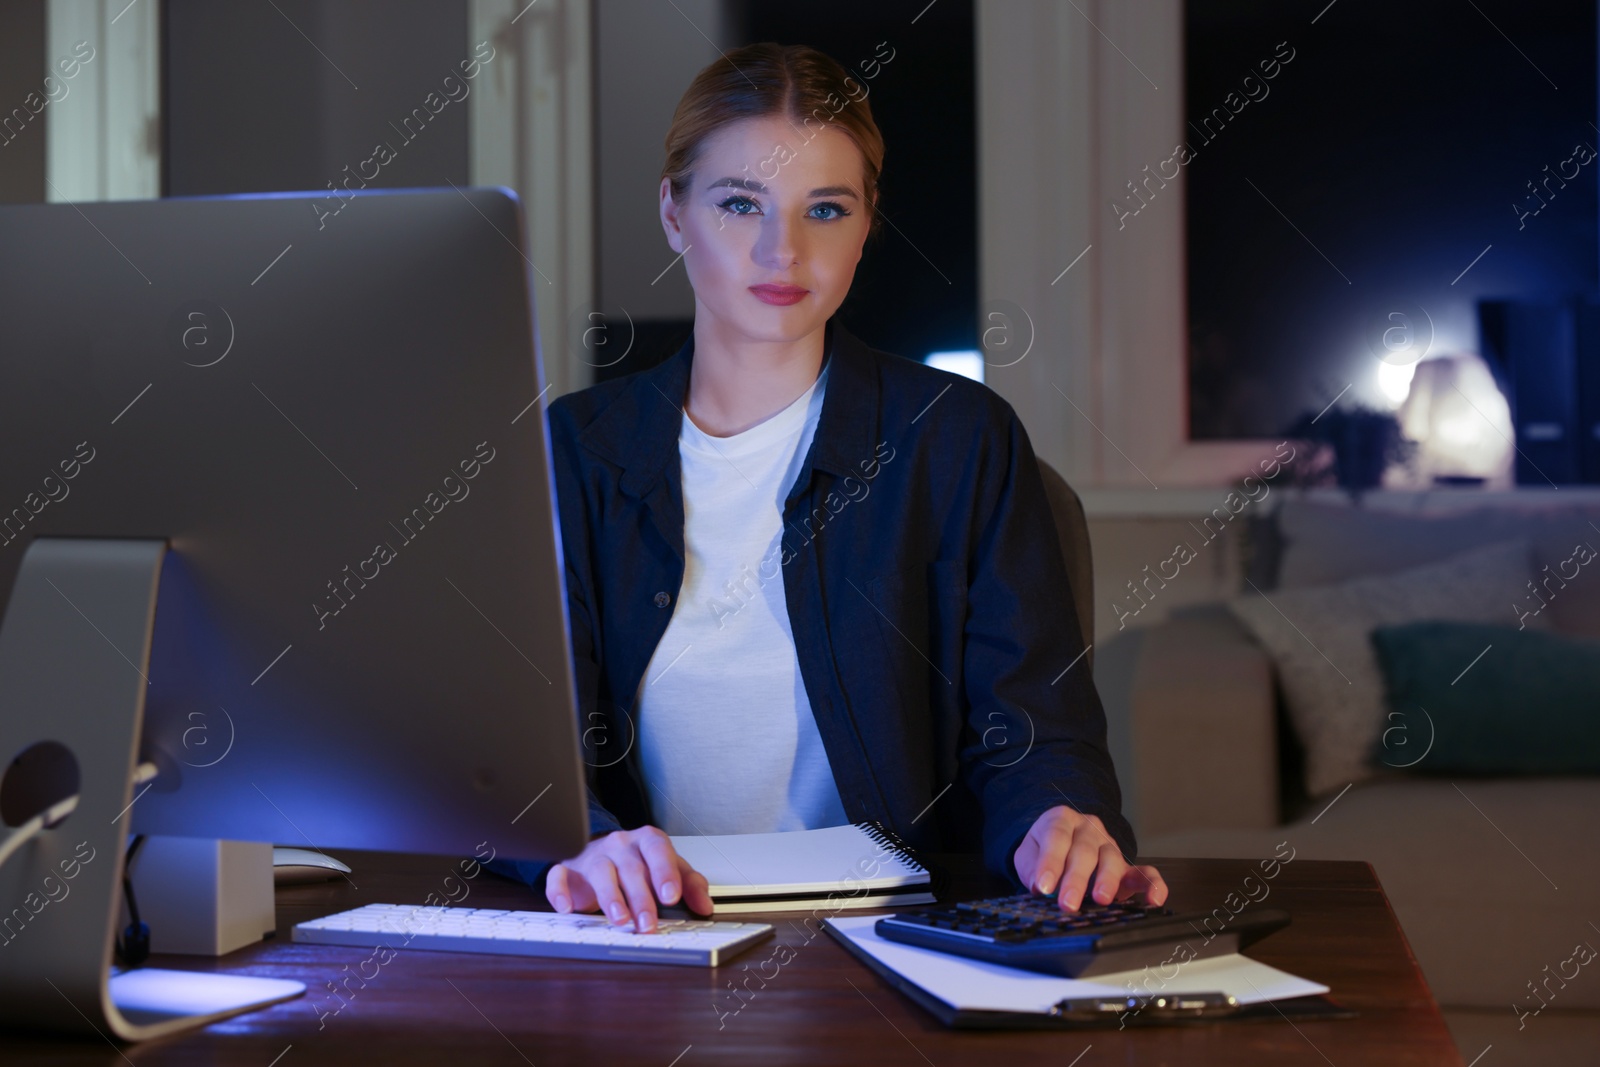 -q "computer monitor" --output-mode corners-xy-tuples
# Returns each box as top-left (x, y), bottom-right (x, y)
(0, 188), (588, 1038)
